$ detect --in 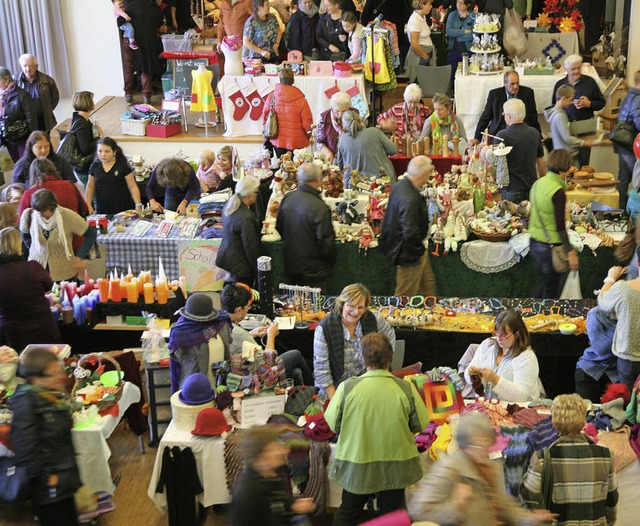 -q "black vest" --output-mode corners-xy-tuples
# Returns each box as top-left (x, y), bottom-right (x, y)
(318, 311), (378, 387)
